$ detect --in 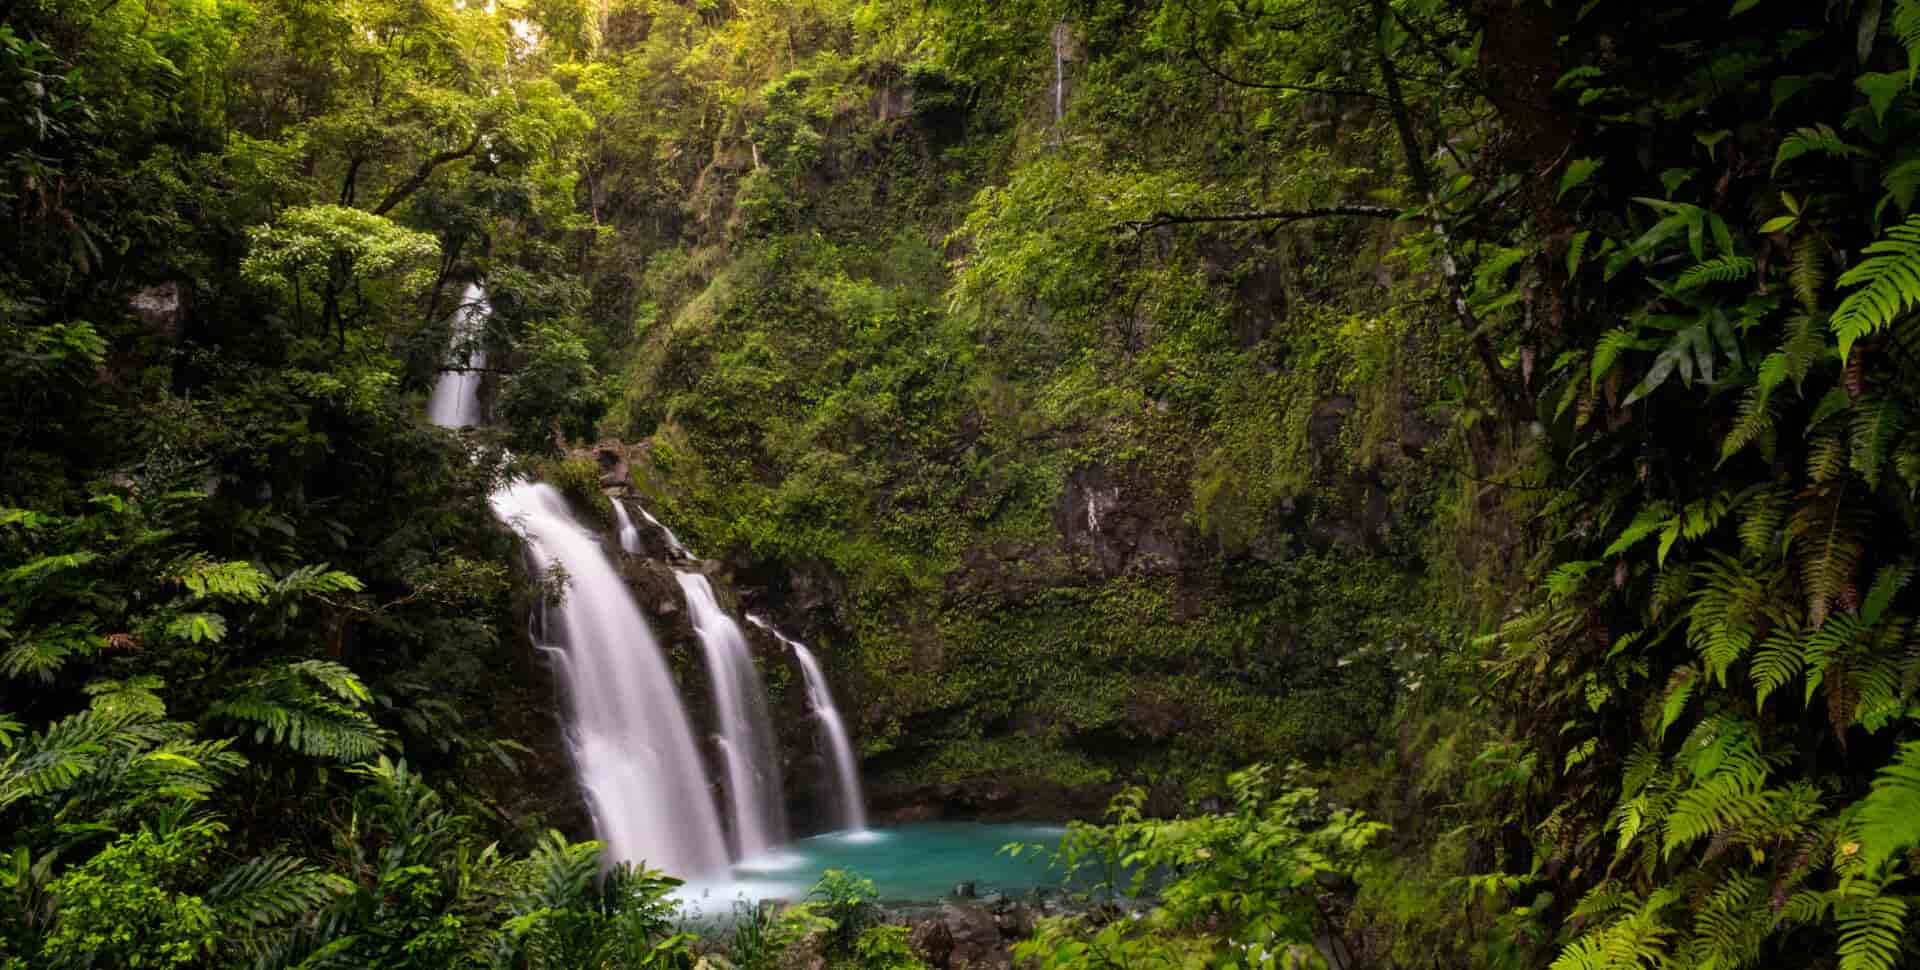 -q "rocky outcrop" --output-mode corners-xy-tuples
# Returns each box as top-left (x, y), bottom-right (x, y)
(907, 901), (1011, 970)
(1052, 465), (1182, 577)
